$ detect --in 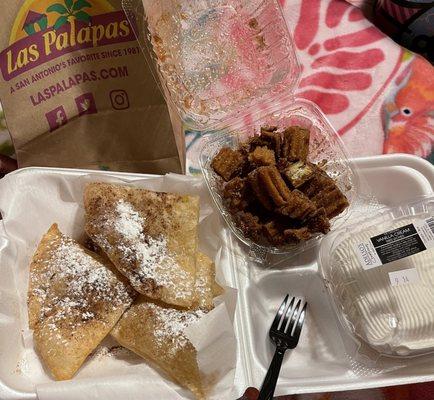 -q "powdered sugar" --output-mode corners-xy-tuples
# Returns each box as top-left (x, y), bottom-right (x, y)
(90, 345), (134, 360)
(94, 199), (194, 302)
(146, 302), (205, 356)
(30, 232), (134, 342)
(194, 274), (209, 305)
(114, 200), (143, 240)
